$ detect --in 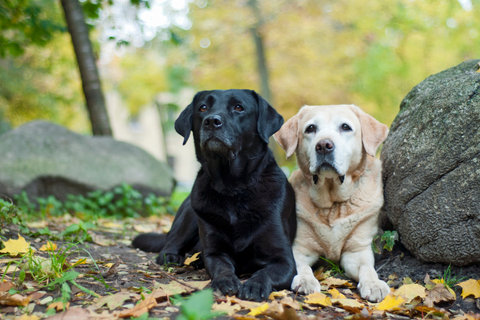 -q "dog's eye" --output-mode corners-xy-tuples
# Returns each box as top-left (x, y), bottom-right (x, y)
(341, 124), (352, 131)
(199, 105), (207, 112)
(234, 105), (244, 112)
(305, 125), (316, 133)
